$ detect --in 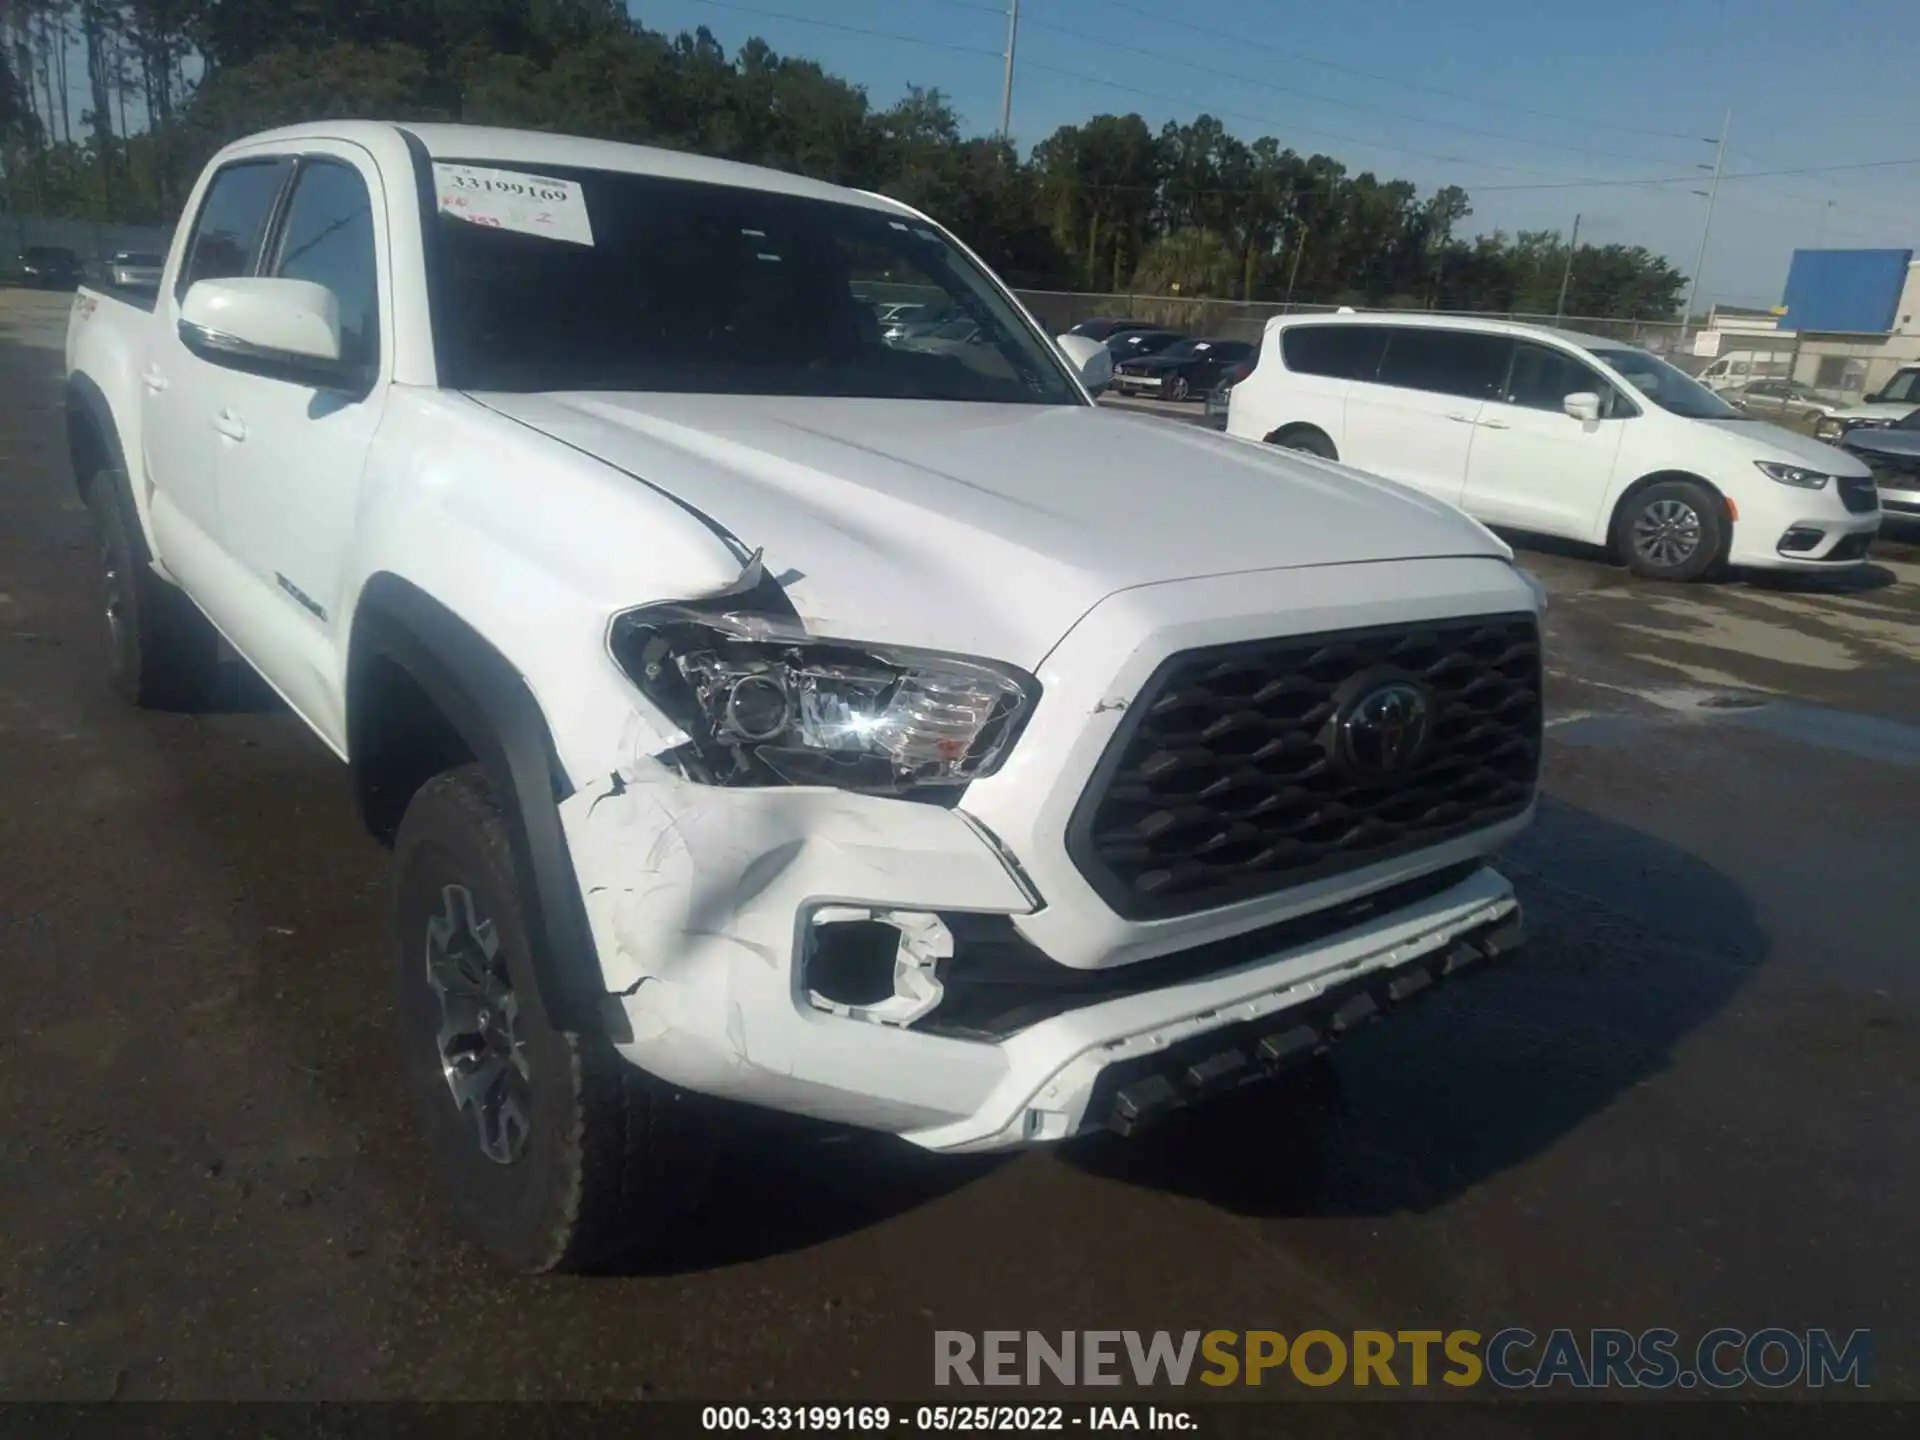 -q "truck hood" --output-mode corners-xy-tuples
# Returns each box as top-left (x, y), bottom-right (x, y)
(1846, 426), (1920, 459)
(470, 392), (1508, 668)
(1830, 401), (1920, 424)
